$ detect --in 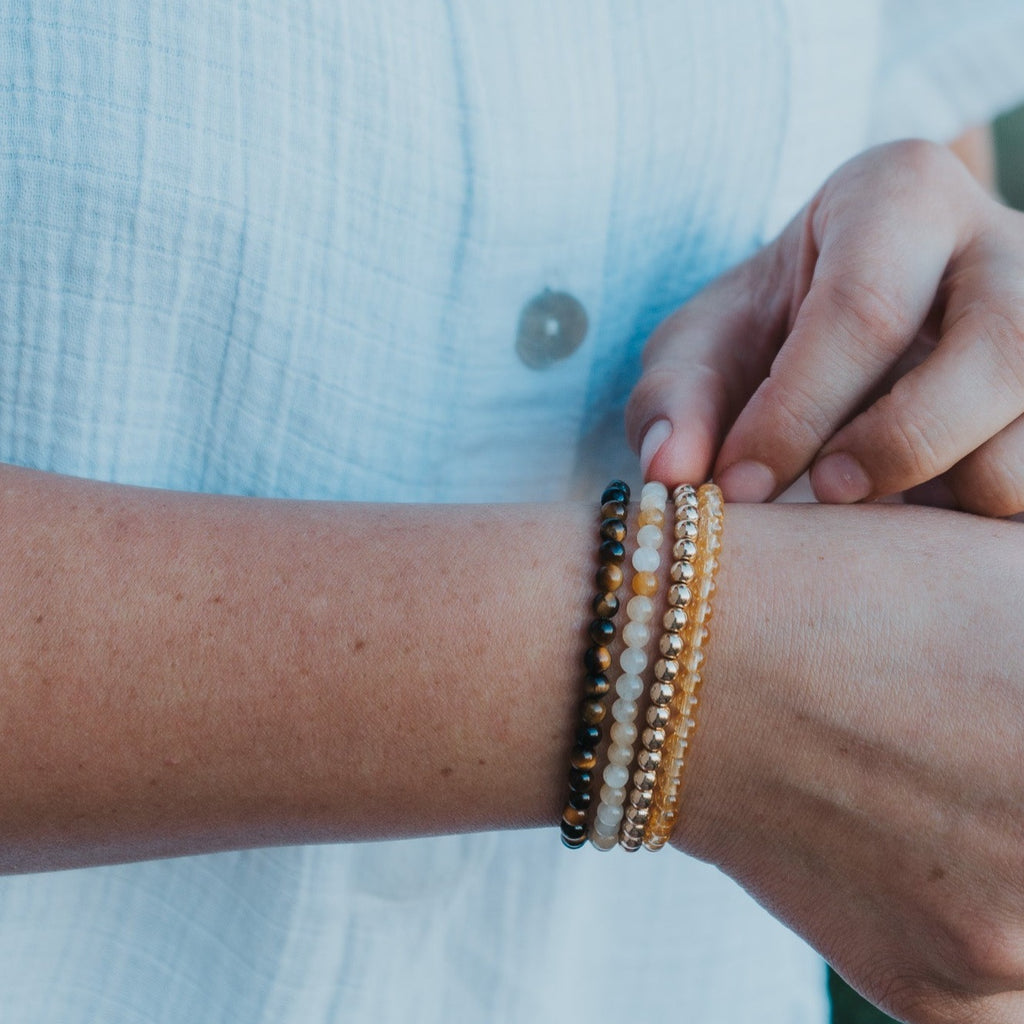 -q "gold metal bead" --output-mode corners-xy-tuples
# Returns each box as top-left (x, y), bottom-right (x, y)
(633, 768), (657, 791)
(659, 632), (684, 657)
(670, 559), (696, 583)
(668, 583), (692, 607)
(642, 727), (666, 751)
(649, 681), (674, 706)
(654, 658), (679, 682)
(674, 537), (697, 559)
(677, 519), (698, 542)
(663, 606), (688, 632)
(625, 804), (650, 825)
(647, 704), (671, 728)
(637, 748), (662, 771)
(629, 787), (653, 809)
(671, 484), (695, 502)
